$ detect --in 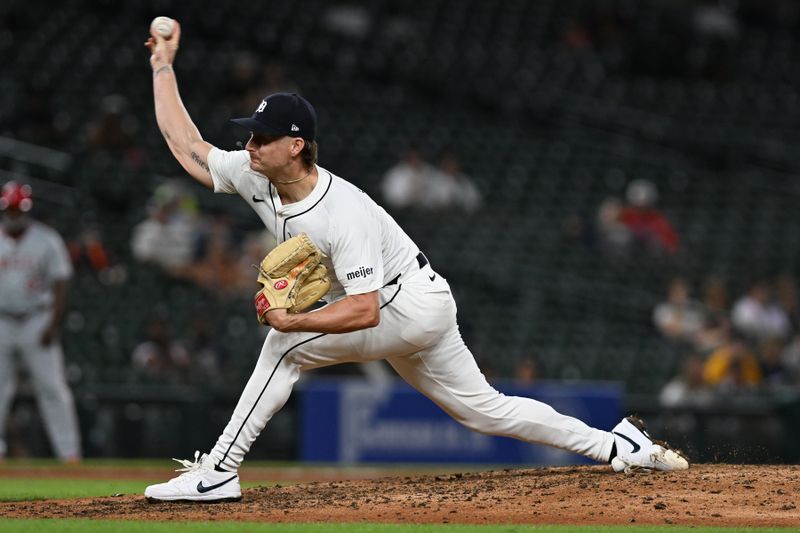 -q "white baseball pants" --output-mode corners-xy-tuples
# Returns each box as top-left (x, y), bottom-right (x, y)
(209, 264), (614, 471)
(0, 313), (81, 459)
